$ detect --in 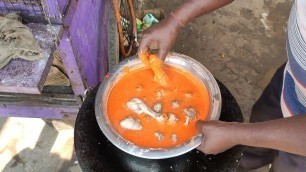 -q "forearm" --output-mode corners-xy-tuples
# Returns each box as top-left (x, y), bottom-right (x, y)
(172, 0), (234, 25)
(235, 115), (306, 156)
